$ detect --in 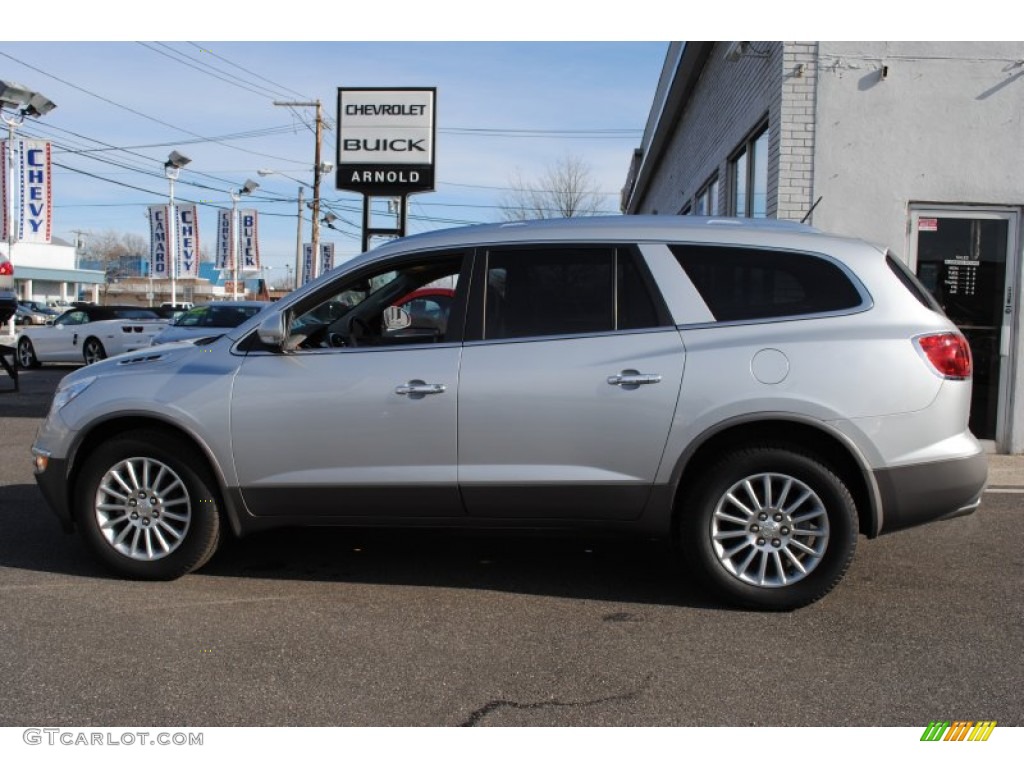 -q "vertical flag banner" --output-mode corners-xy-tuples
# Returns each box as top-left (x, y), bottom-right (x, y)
(0, 140), (9, 242)
(17, 139), (52, 243)
(239, 209), (260, 272)
(148, 205), (171, 279)
(320, 242), (335, 274)
(302, 243), (317, 286)
(216, 209), (233, 270)
(177, 203), (200, 278)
